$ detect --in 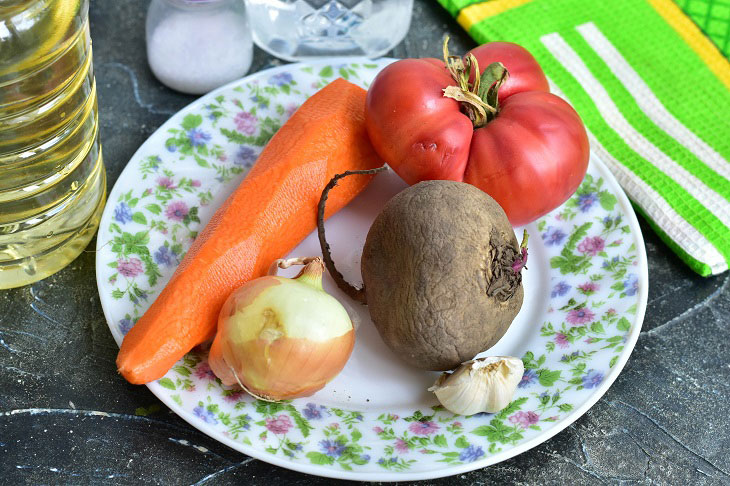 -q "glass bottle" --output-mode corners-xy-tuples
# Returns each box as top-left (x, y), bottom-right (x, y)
(0, 0), (106, 289)
(146, 0), (253, 95)
(243, 0), (413, 61)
